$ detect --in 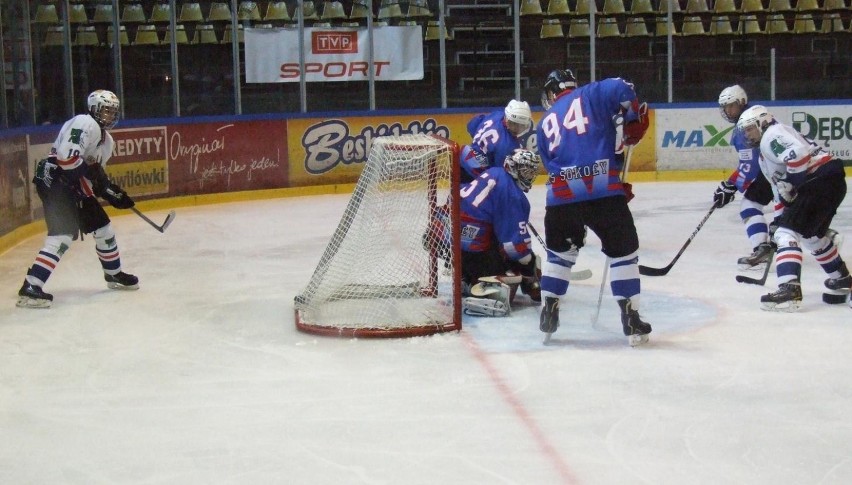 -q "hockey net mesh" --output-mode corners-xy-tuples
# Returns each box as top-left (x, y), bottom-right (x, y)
(294, 134), (460, 338)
